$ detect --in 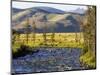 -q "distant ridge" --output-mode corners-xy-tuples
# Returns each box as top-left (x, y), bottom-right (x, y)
(12, 6), (85, 33)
